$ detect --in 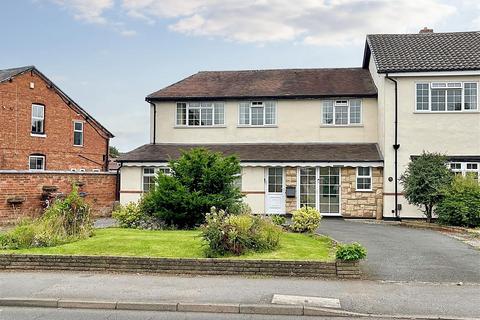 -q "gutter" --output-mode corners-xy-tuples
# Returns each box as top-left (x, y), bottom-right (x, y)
(385, 74), (401, 221)
(151, 102), (156, 144)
